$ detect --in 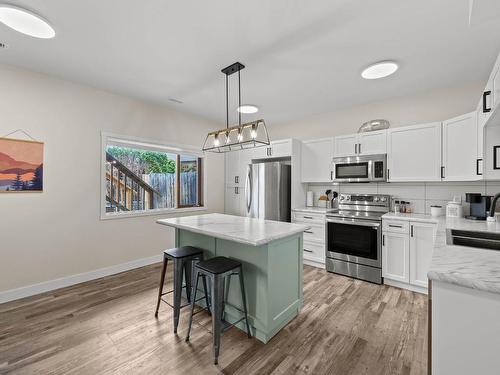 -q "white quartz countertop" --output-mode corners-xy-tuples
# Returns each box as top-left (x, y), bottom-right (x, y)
(382, 212), (440, 223)
(428, 216), (500, 295)
(157, 213), (310, 246)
